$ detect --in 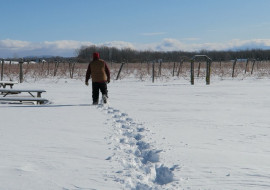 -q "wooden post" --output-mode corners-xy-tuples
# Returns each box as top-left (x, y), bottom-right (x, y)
(245, 59), (249, 74)
(191, 60), (194, 85)
(47, 61), (50, 75)
(152, 61), (155, 83)
(232, 59), (237, 77)
(19, 59), (23, 83)
(1, 59), (4, 81)
(53, 61), (59, 76)
(116, 62), (125, 80)
(251, 59), (256, 74)
(172, 62), (176, 76)
(206, 60), (211, 85)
